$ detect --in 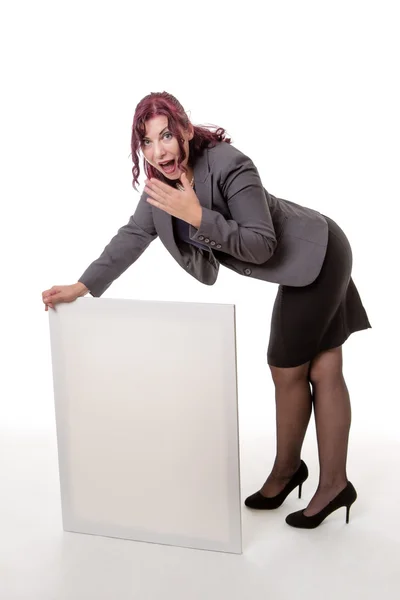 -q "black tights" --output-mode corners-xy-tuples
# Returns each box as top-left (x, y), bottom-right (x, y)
(262, 346), (351, 508)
